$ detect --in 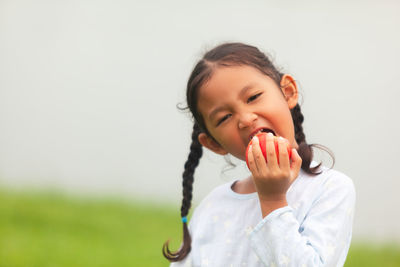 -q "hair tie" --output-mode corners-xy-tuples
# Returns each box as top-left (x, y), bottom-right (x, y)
(182, 216), (188, 223)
